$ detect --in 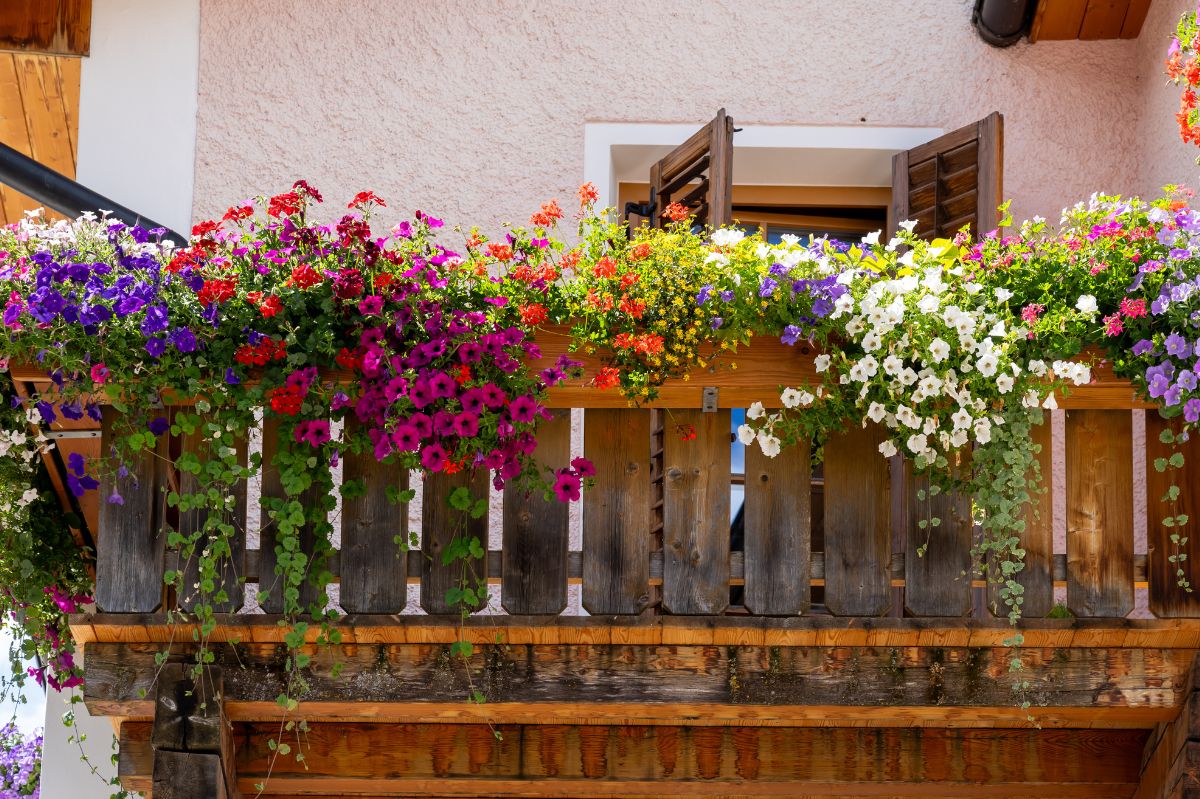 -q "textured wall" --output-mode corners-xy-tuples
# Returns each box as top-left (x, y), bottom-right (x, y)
(1138, 0), (1200, 197)
(194, 0), (1147, 230)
